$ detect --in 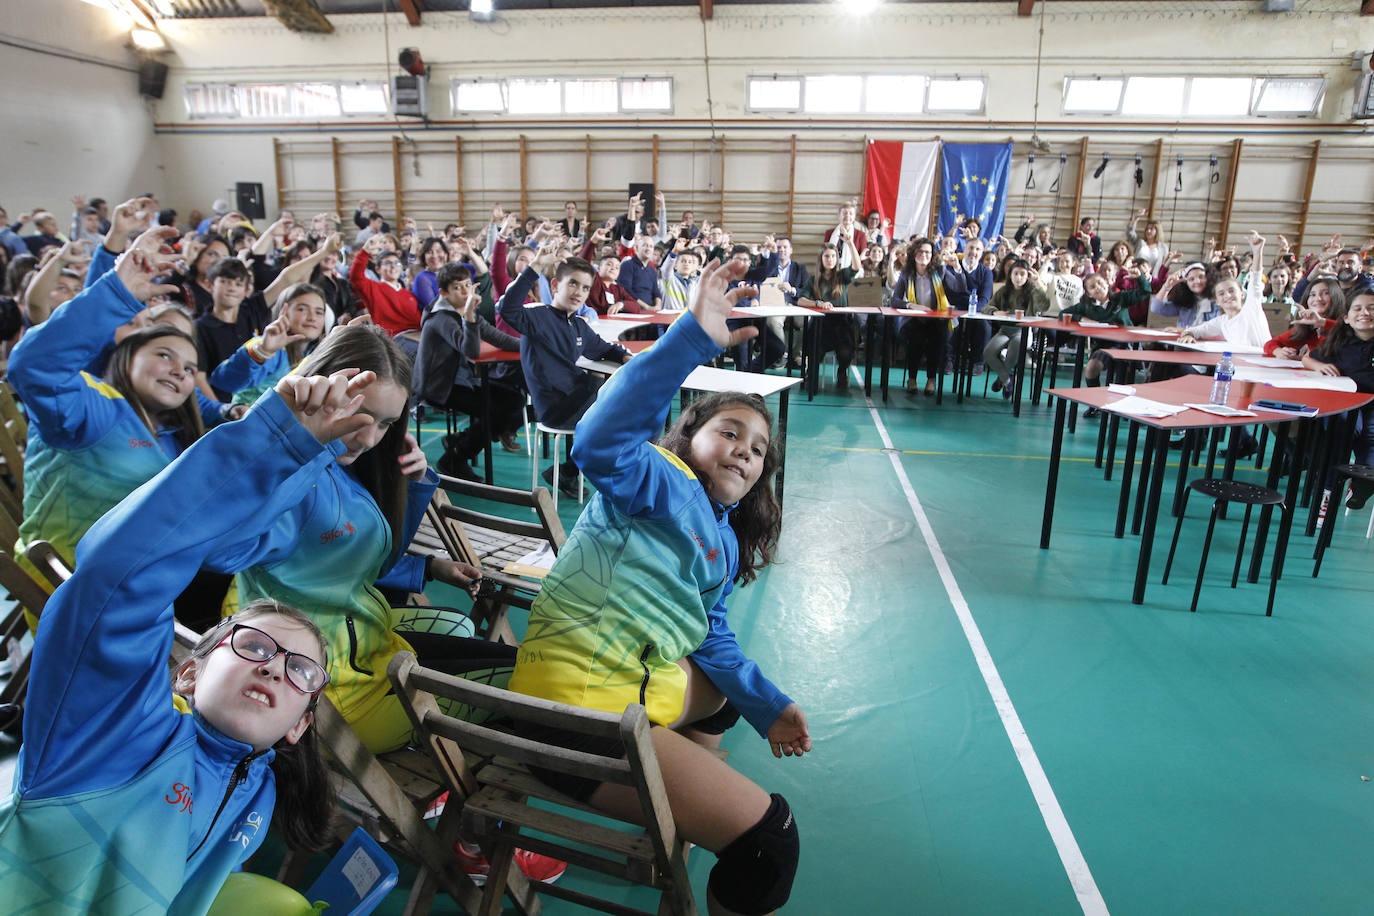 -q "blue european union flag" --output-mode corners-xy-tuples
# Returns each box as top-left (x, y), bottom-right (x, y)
(937, 142), (1013, 242)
